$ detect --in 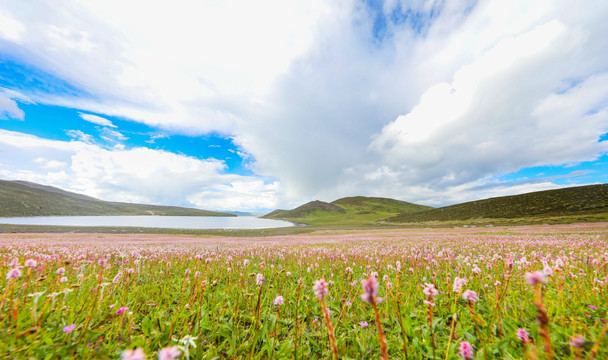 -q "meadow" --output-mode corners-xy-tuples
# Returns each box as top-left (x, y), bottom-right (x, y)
(1, 224), (607, 359)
